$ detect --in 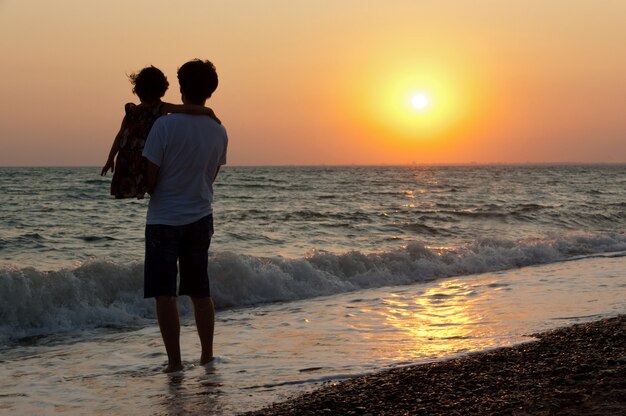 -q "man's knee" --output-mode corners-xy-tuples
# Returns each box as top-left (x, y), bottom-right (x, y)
(191, 296), (214, 311)
(156, 296), (177, 306)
